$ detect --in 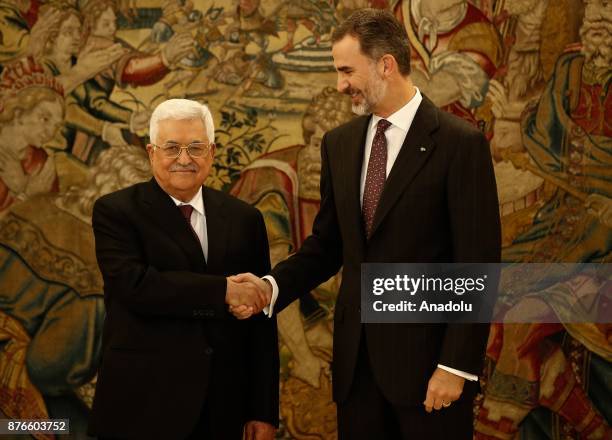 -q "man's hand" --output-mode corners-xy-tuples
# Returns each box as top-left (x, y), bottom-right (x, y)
(244, 421), (276, 440)
(225, 274), (270, 318)
(227, 273), (272, 319)
(423, 367), (465, 413)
